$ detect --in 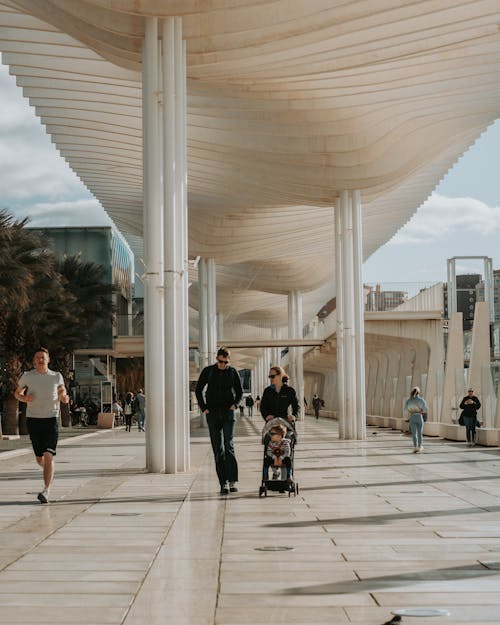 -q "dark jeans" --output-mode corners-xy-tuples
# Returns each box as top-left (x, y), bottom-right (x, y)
(464, 415), (477, 443)
(207, 410), (238, 486)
